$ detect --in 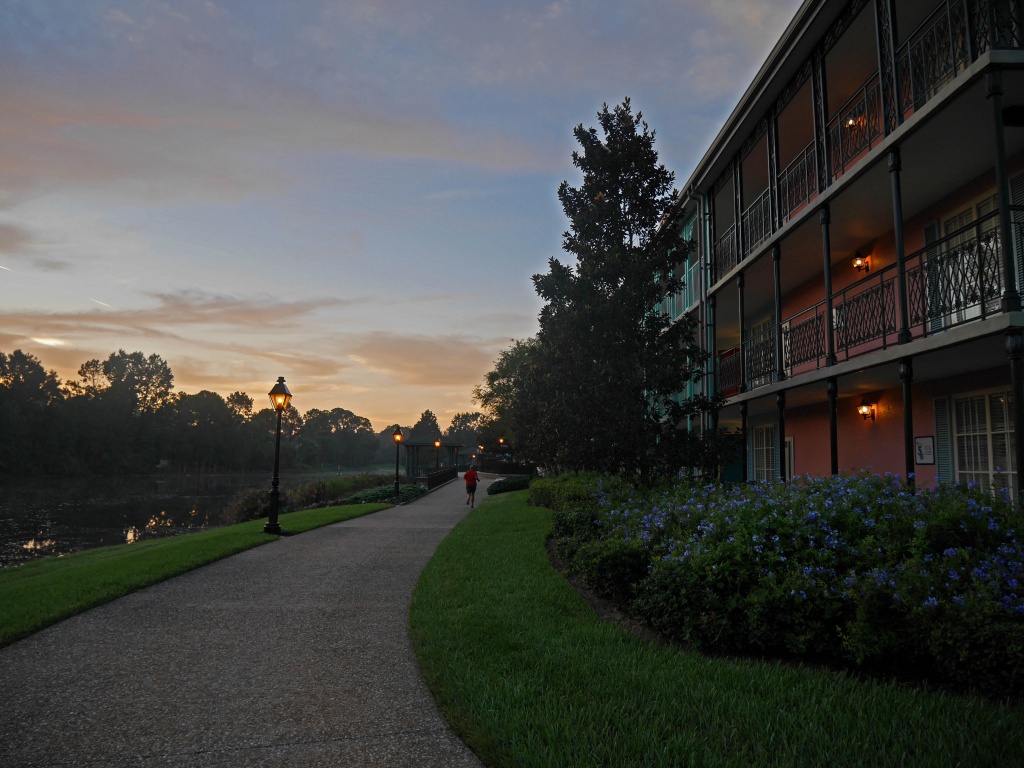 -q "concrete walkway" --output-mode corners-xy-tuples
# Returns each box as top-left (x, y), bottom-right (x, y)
(0, 476), (490, 767)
